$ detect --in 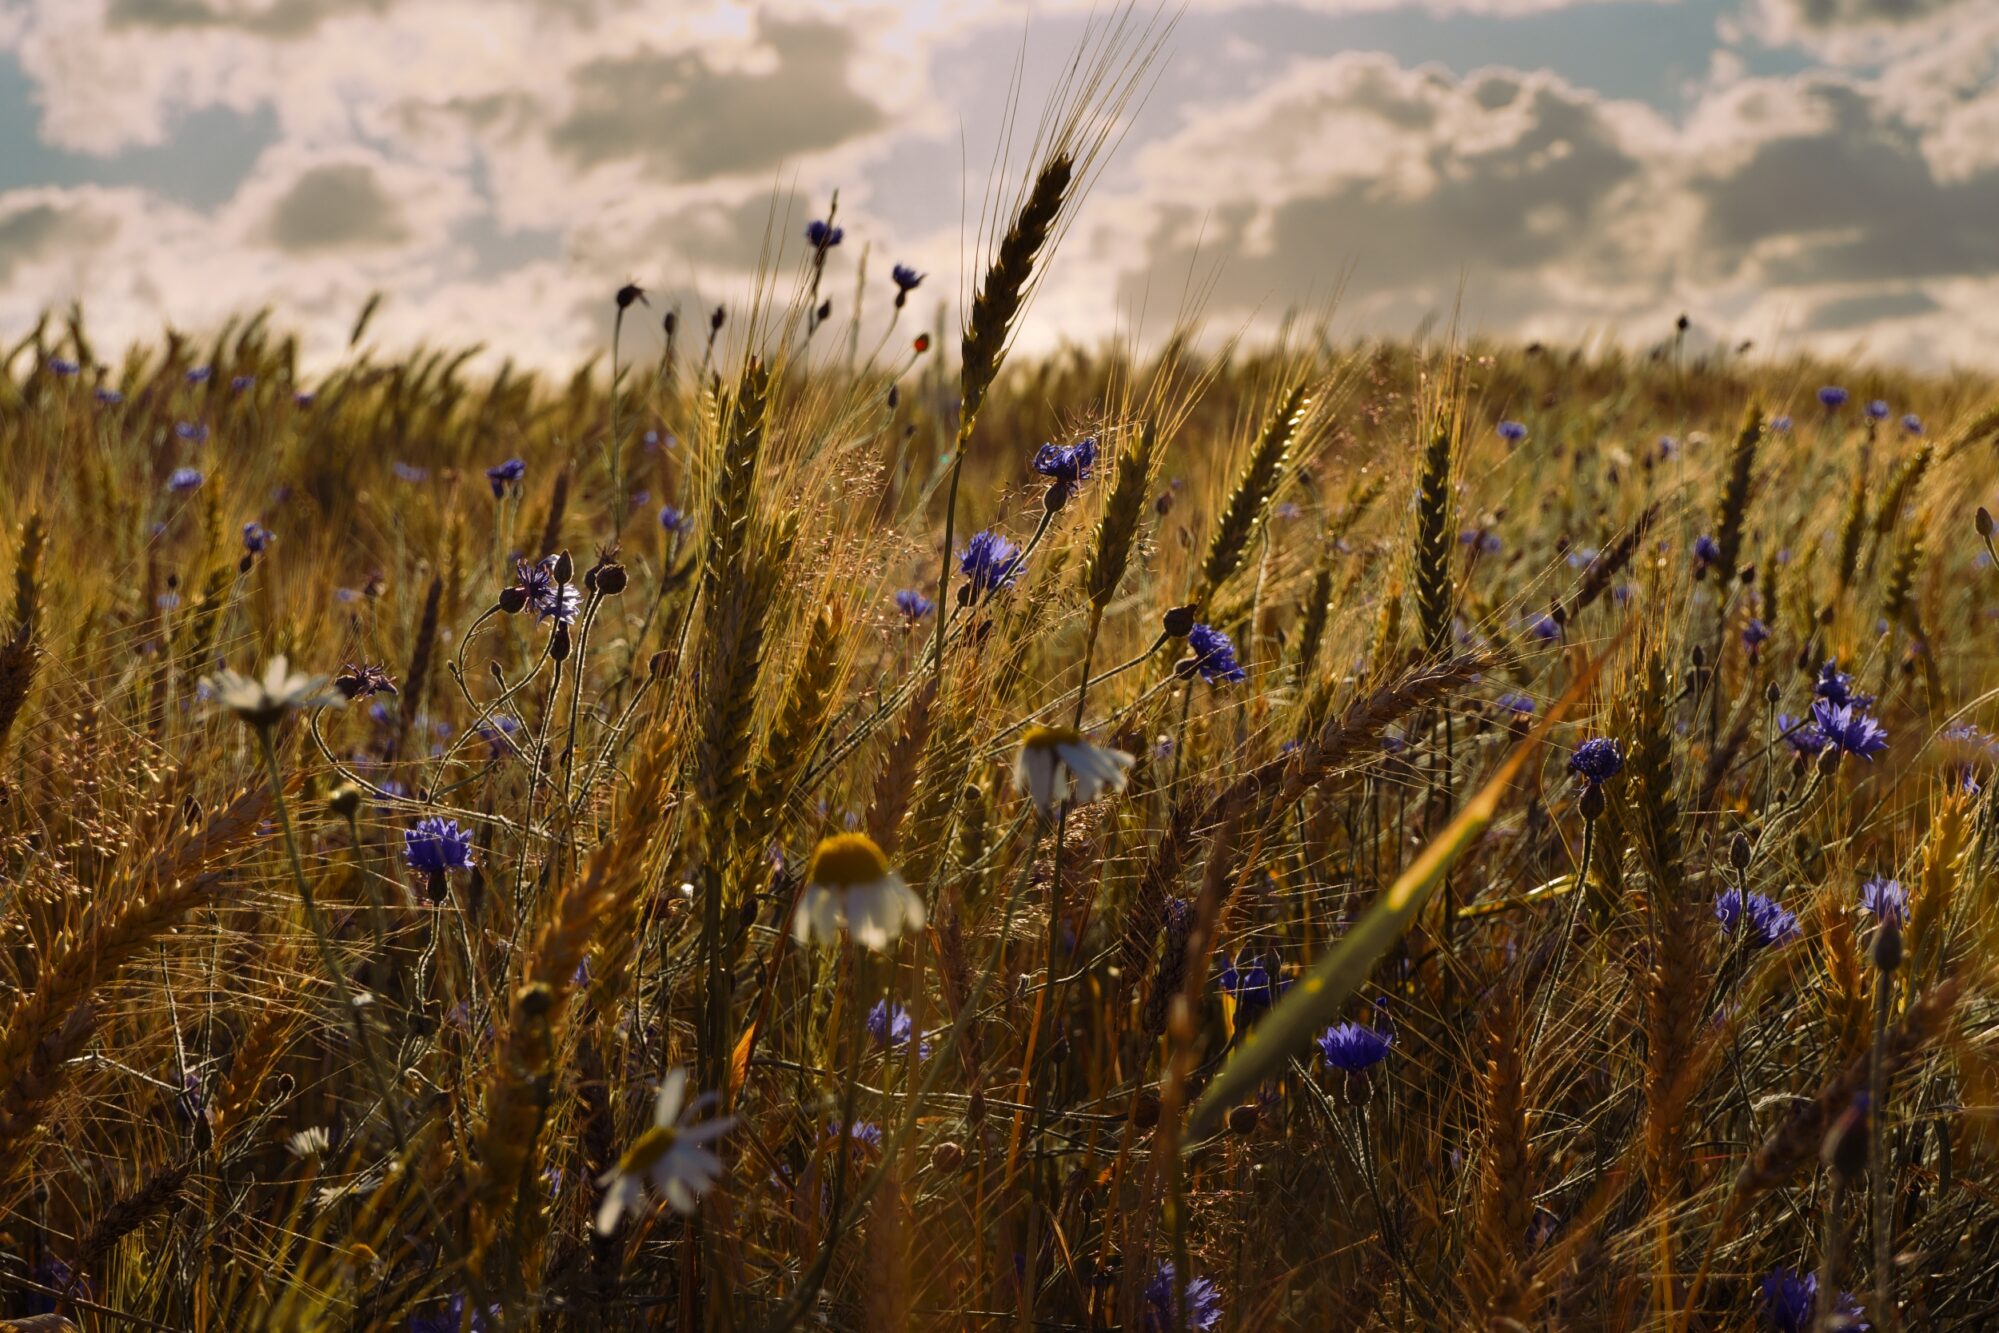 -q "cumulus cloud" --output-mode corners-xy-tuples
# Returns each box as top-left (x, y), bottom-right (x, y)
(1084, 50), (1999, 365)
(4, 0), (1999, 370)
